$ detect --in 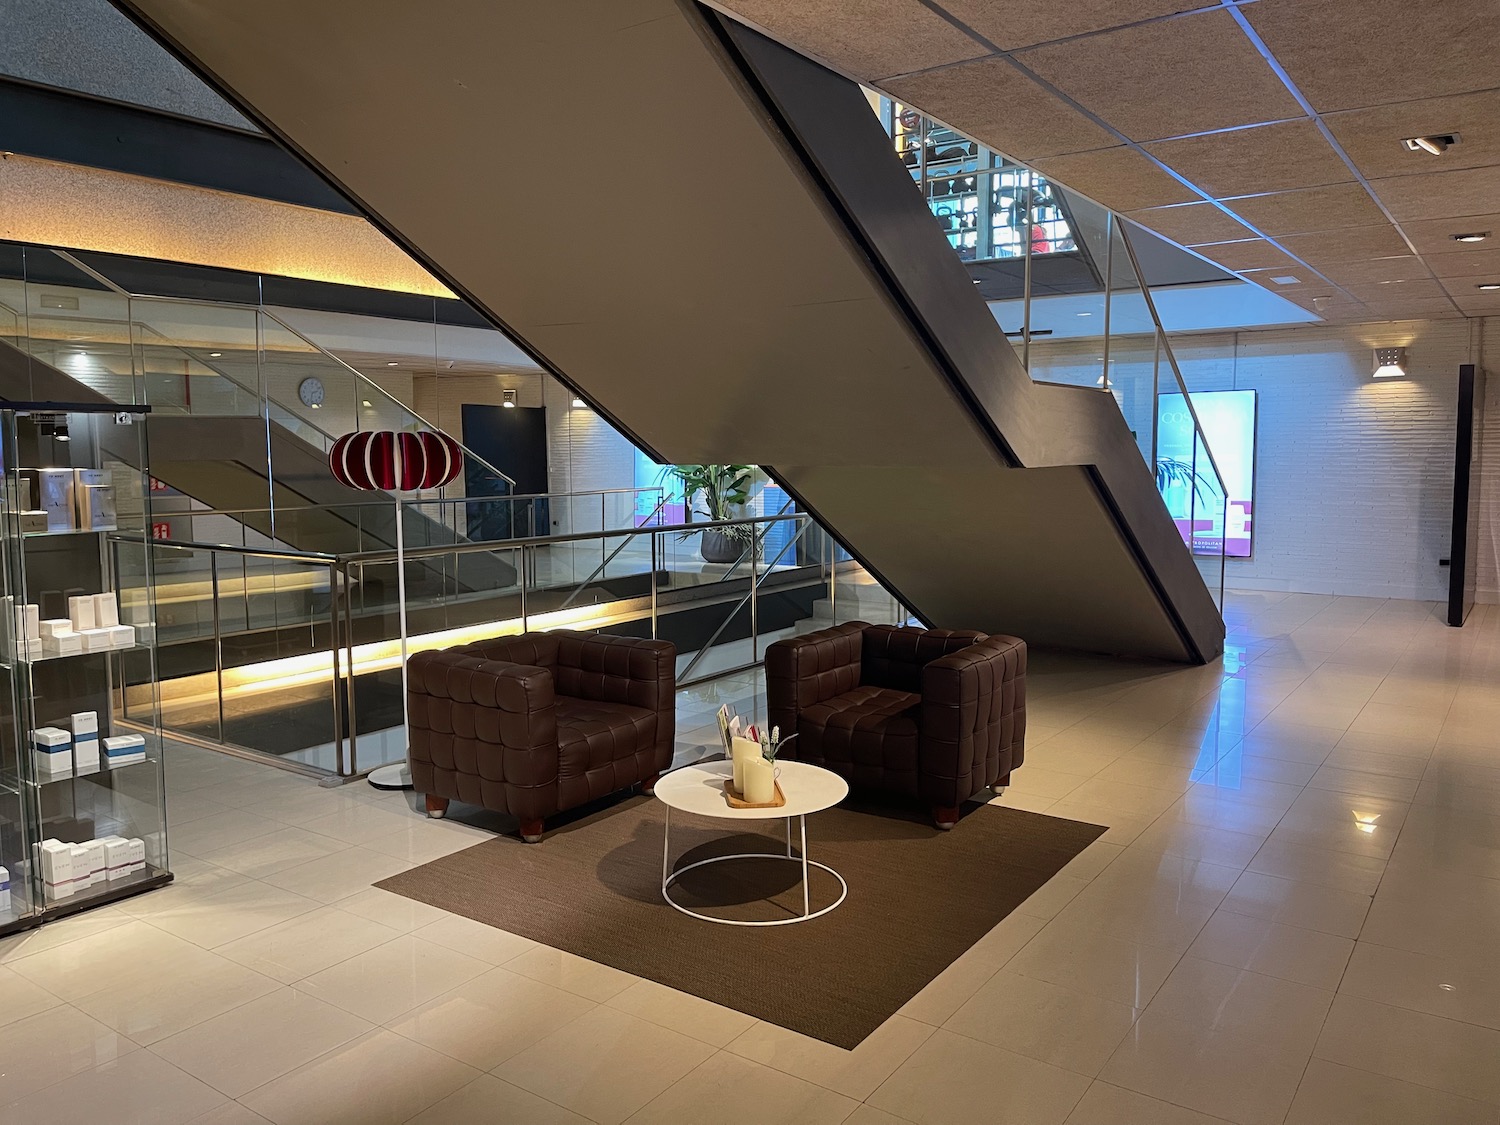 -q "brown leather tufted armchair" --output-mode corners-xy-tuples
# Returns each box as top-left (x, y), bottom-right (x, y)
(766, 622), (1026, 829)
(406, 630), (675, 842)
